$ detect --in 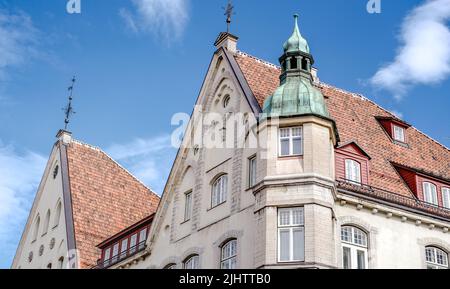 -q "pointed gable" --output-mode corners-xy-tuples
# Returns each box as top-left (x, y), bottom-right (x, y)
(66, 140), (160, 268)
